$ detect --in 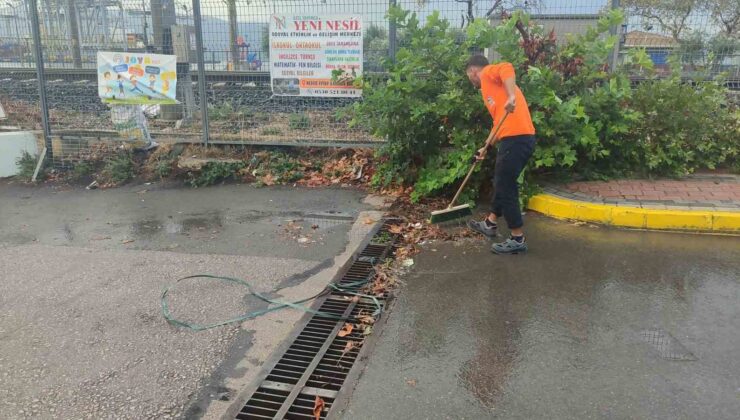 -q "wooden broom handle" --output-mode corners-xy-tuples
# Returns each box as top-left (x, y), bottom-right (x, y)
(447, 111), (510, 209)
